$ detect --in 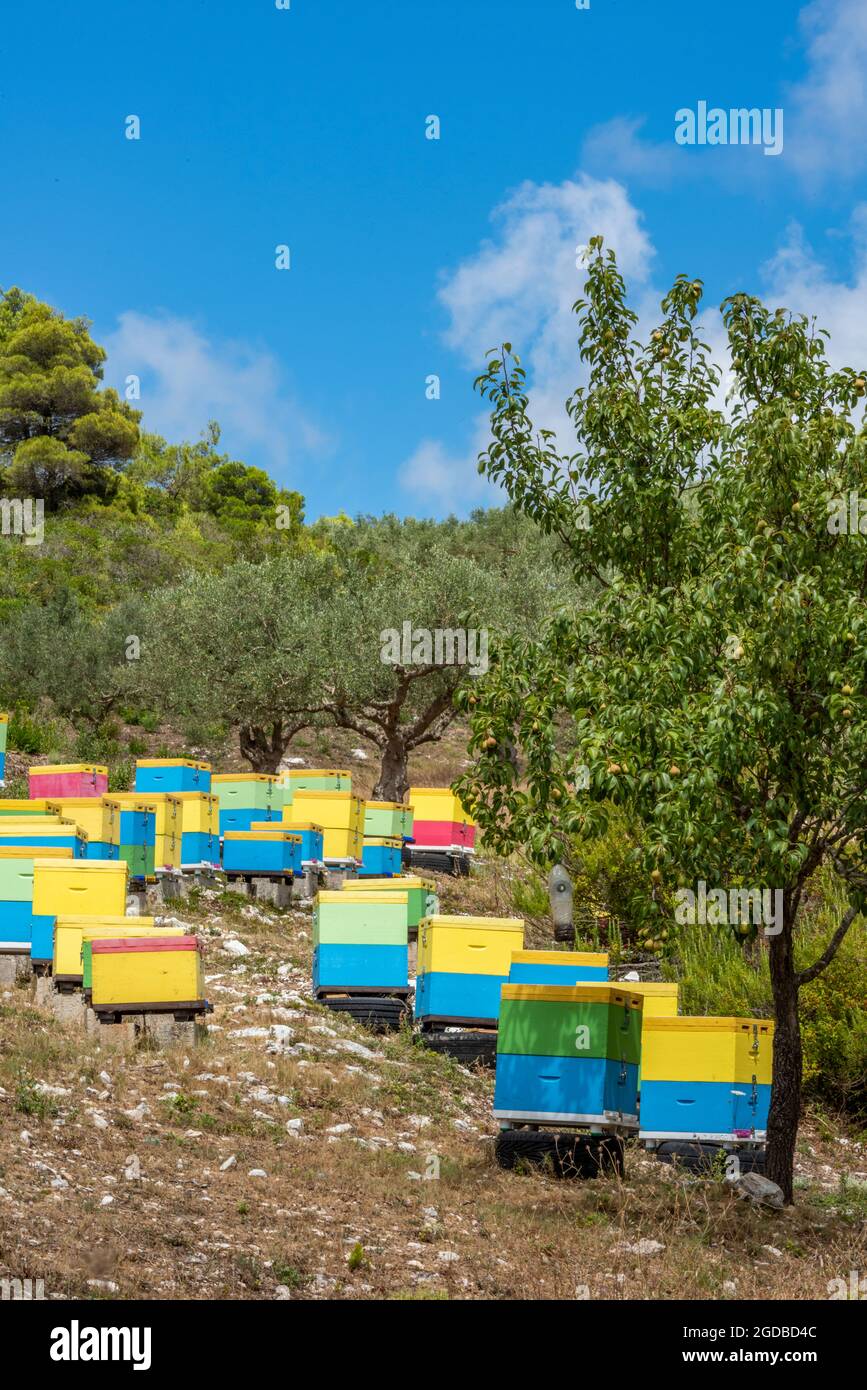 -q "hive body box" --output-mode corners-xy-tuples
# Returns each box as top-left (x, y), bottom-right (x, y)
(360, 837), (403, 876)
(278, 769), (351, 809)
(90, 935), (205, 1011)
(52, 916), (158, 983)
(32, 860), (129, 920)
(44, 799), (117, 862)
(339, 876), (437, 930)
(494, 984), (643, 1127)
(29, 764), (108, 800)
(81, 924), (177, 991)
(415, 915), (524, 1026)
(0, 712), (7, 784)
(639, 1017), (774, 1141)
(363, 801), (414, 839)
(223, 830), (300, 875)
(103, 795), (179, 872)
(312, 890), (408, 992)
(509, 950), (609, 986)
(211, 774), (280, 833)
(134, 759), (211, 794)
(284, 791), (364, 862)
(167, 793), (220, 867)
(0, 798), (50, 816)
(0, 846), (72, 953)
